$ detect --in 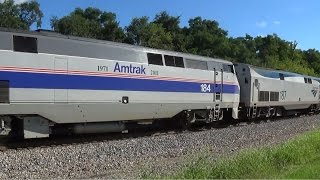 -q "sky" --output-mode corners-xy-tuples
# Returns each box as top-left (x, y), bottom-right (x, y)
(7, 0), (320, 50)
